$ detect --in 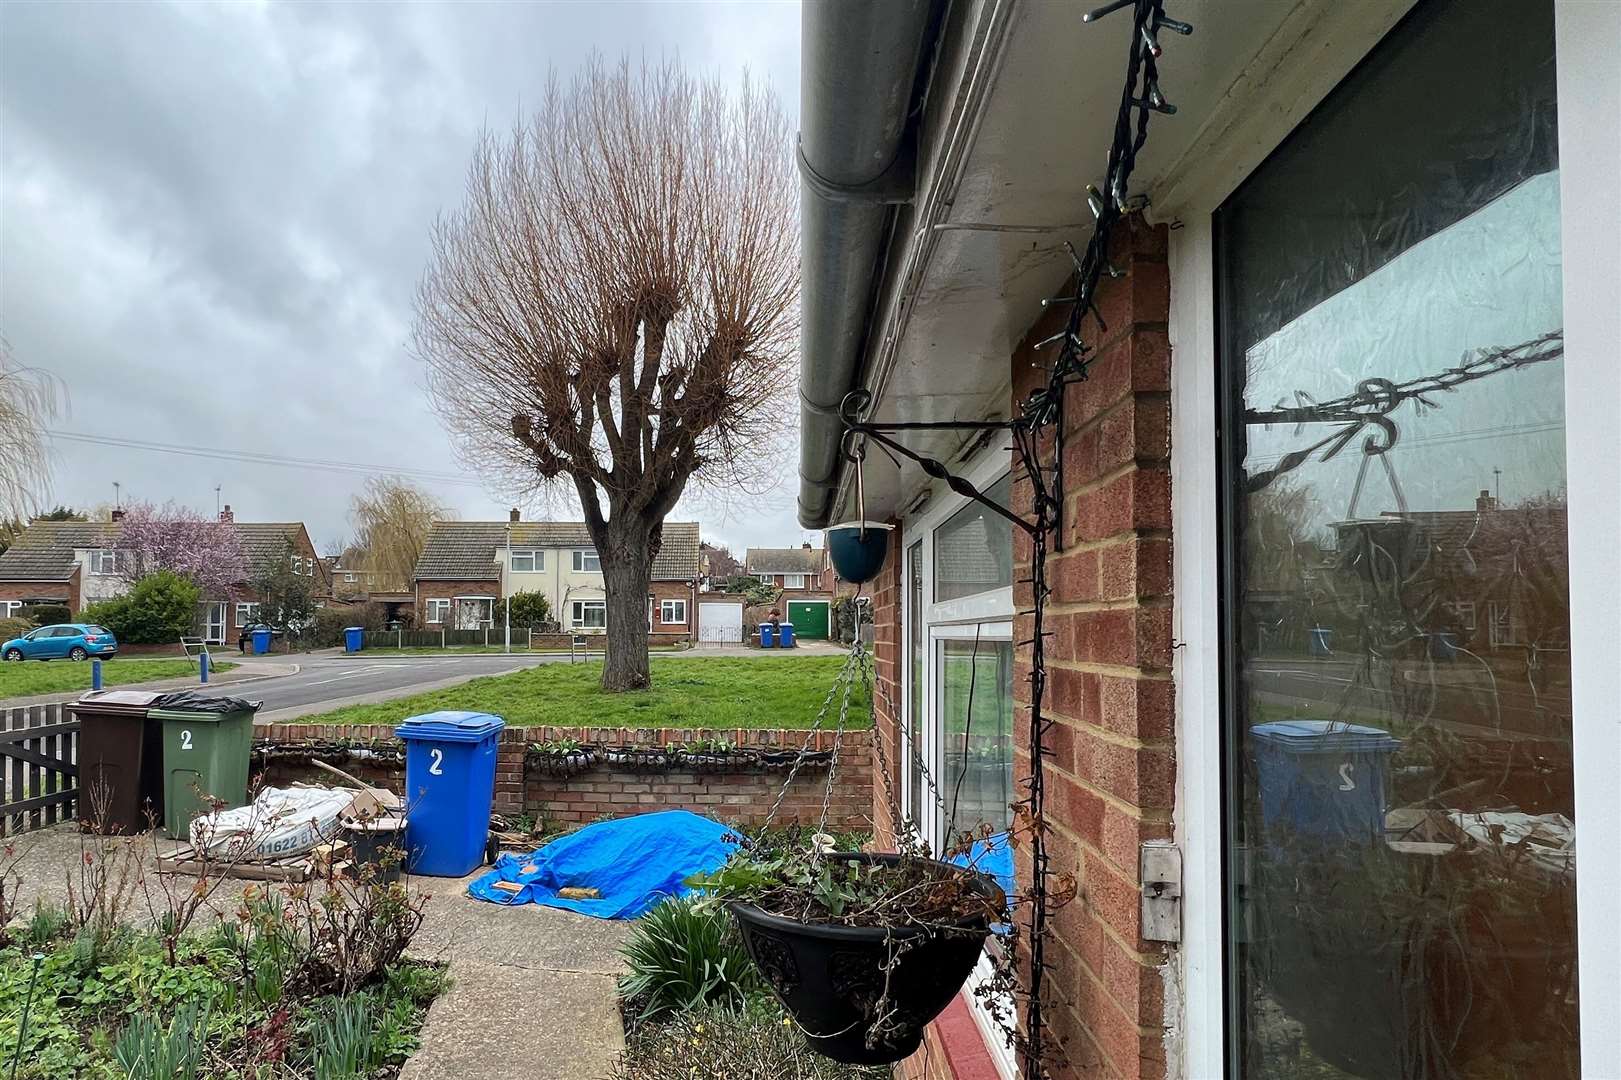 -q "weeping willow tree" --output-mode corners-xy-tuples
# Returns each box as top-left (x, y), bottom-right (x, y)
(414, 57), (798, 691)
(0, 338), (64, 521)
